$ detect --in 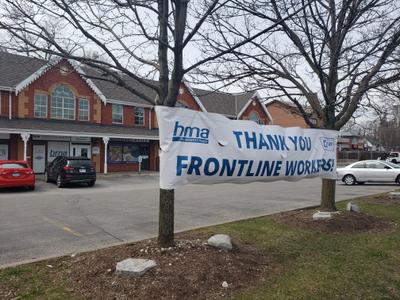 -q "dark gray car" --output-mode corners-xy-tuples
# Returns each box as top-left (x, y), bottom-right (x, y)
(44, 156), (96, 188)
